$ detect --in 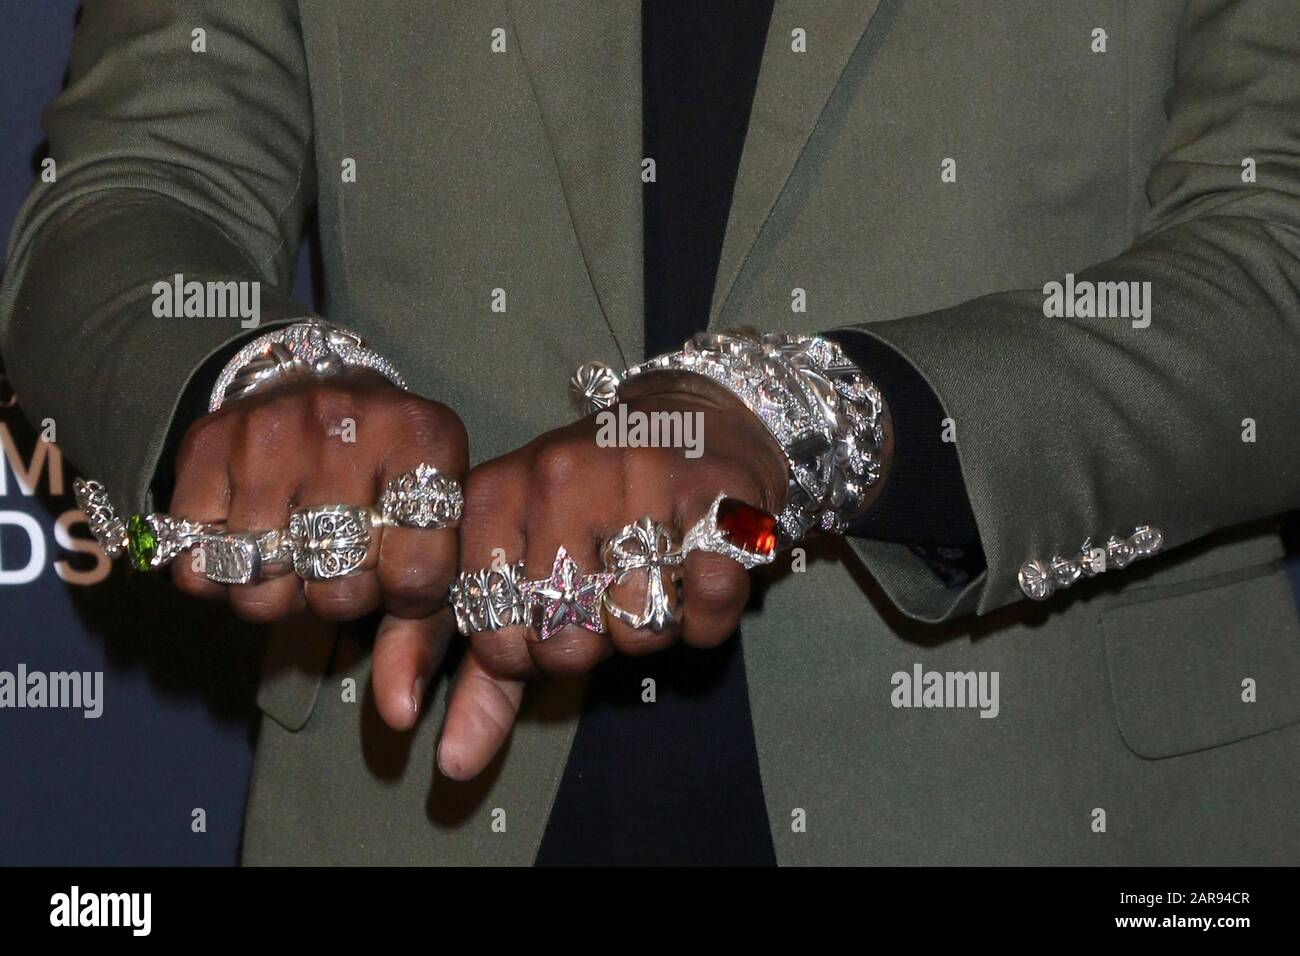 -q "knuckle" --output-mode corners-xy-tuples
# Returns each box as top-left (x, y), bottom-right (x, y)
(471, 631), (533, 678)
(172, 564), (215, 598)
(306, 382), (362, 430)
(228, 585), (296, 623)
(624, 442), (676, 474)
(304, 580), (378, 621)
(176, 415), (232, 471)
(529, 637), (604, 676)
(380, 561), (449, 609)
(388, 399), (469, 466)
(530, 439), (586, 490)
(622, 444), (678, 501)
(699, 458), (761, 502)
(405, 397), (465, 439)
(229, 407), (303, 476)
(607, 624), (675, 657)
(689, 564), (745, 614)
(462, 460), (516, 515)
